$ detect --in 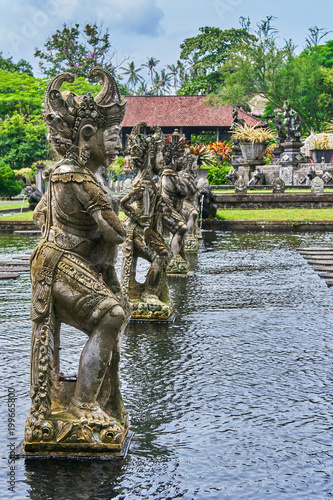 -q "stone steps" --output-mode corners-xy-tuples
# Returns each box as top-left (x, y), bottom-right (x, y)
(297, 247), (333, 287)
